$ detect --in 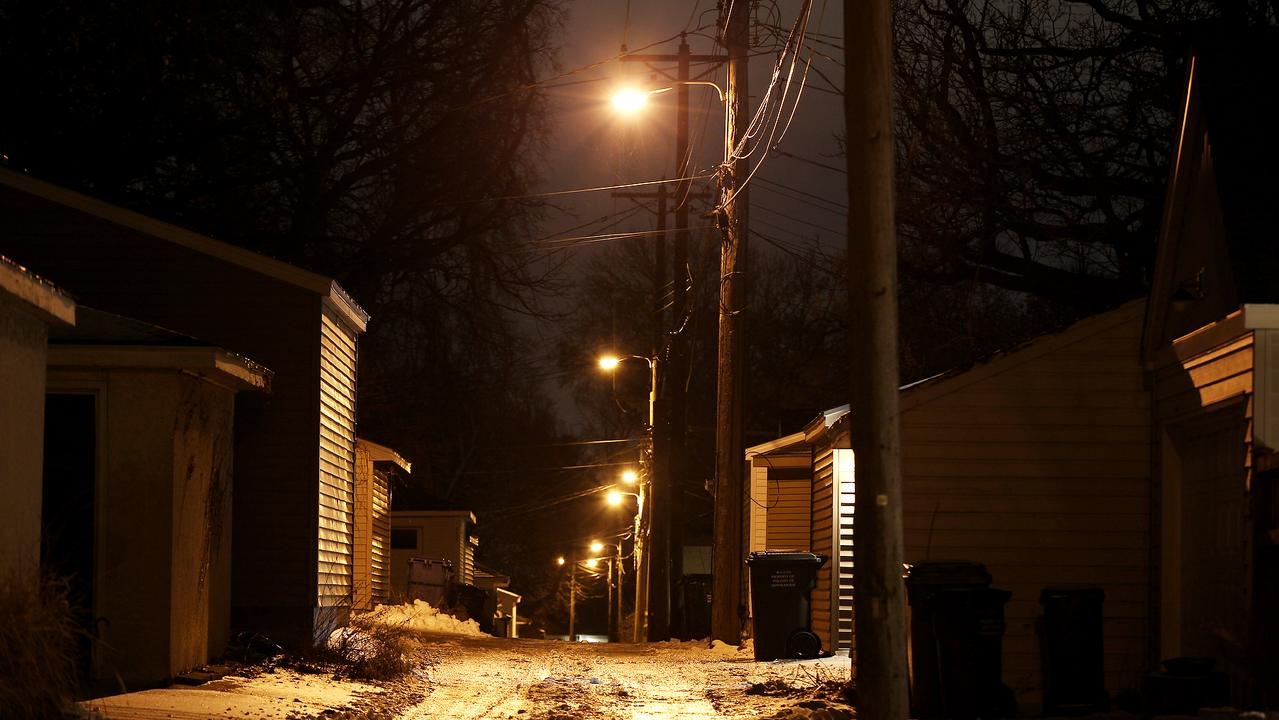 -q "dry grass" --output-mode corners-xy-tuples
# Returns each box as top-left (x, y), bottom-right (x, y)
(0, 573), (82, 718)
(315, 614), (417, 681)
